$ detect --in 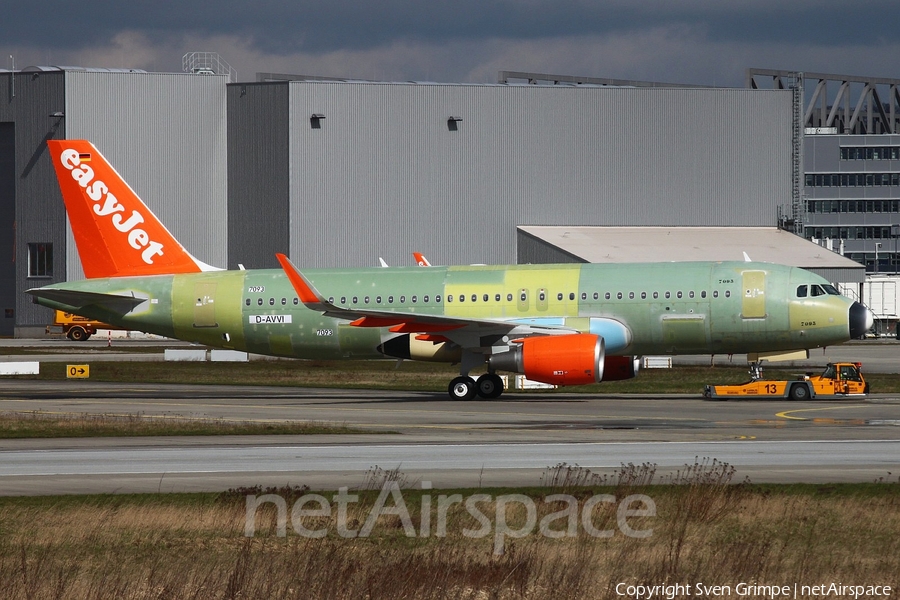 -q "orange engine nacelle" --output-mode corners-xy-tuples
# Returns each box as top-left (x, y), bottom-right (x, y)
(600, 355), (640, 382)
(489, 333), (605, 386)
